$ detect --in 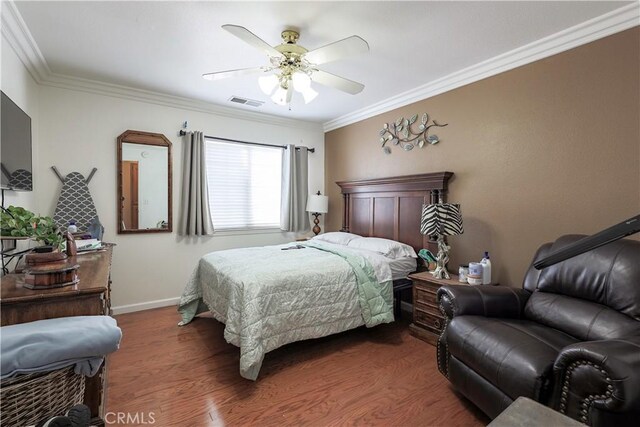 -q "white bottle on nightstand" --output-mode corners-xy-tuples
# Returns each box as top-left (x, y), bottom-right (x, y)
(481, 251), (492, 285)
